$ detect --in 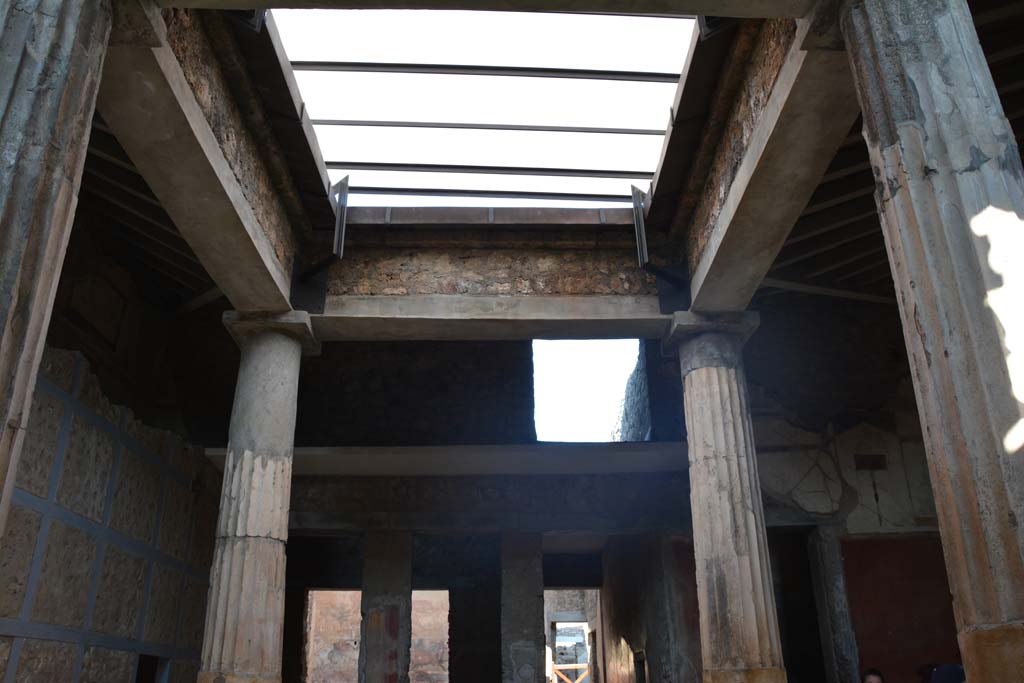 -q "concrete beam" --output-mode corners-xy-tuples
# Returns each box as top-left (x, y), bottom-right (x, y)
(97, 19), (293, 313)
(688, 17), (861, 312)
(157, 1), (815, 19)
(313, 295), (670, 341)
(206, 441), (688, 476)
